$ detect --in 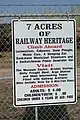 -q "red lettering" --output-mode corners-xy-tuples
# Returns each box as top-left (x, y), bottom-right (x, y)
(37, 64), (53, 67)
(37, 64), (41, 67)
(31, 84), (58, 88)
